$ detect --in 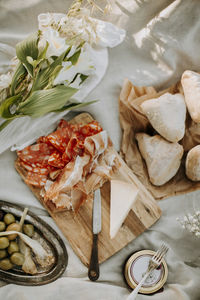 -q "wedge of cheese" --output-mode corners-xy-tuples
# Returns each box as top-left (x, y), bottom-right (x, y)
(110, 180), (139, 239)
